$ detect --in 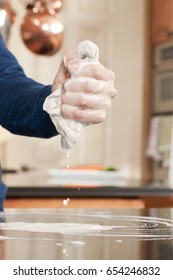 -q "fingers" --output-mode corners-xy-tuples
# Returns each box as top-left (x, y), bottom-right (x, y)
(61, 104), (107, 124)
(60, 61), (116, 123)
(52, 60), (69, 92)
(64, 78), (105, 93)
(63, 78), (117, 99)
(68, 62), (117, 100)
(64, 49), (80, 75)
(52, 49), (116, 125)
(62, 92), (111, 110)
(77, 63), (115, 82)
(52, 49), (80, 92)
